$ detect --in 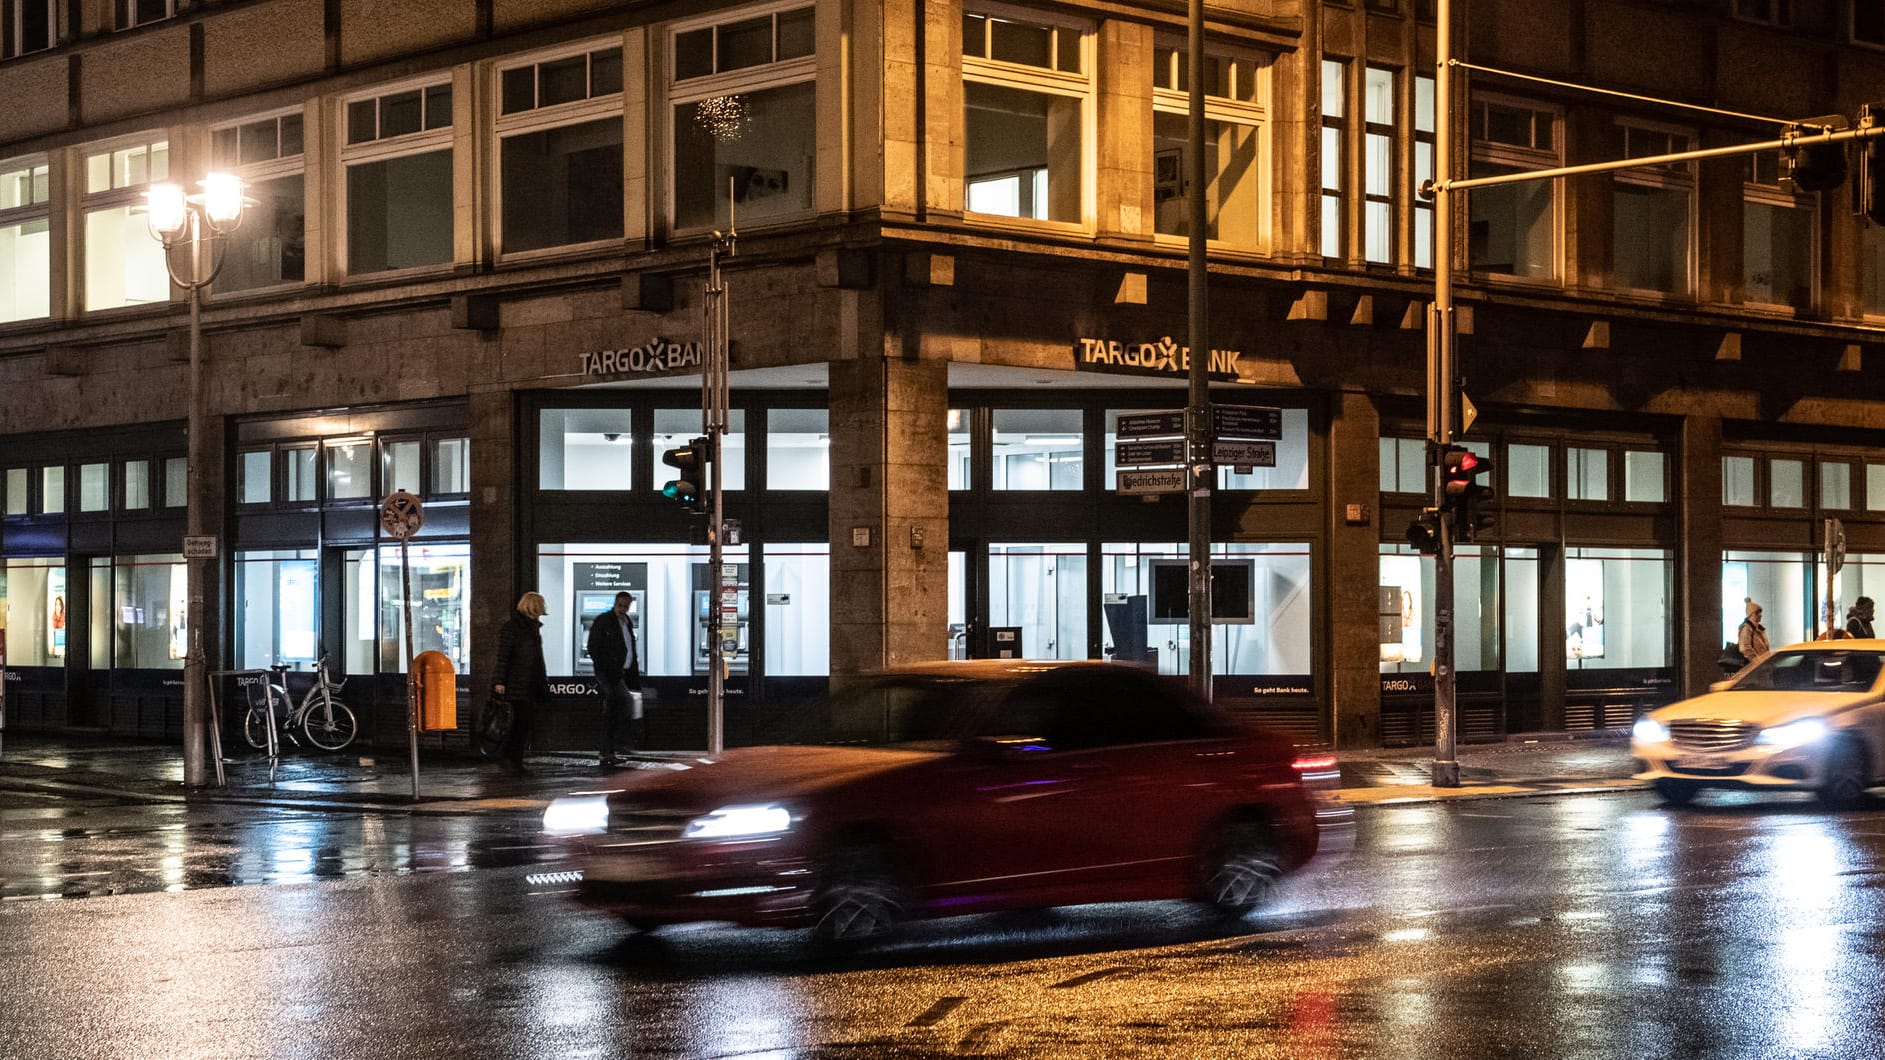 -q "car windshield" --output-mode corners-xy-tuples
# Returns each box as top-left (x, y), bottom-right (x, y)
(1732, 650), (1885, 693)
(822, 675), (1007, 750)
